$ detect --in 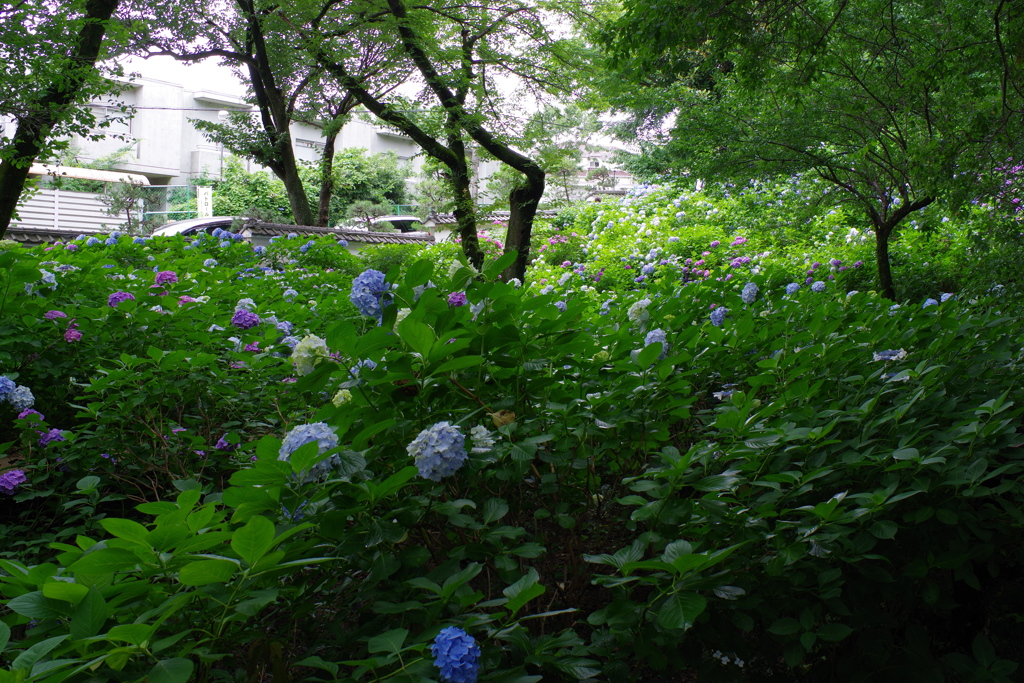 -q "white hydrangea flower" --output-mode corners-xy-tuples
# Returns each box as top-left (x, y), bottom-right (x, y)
(292, 335), (331, 376)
